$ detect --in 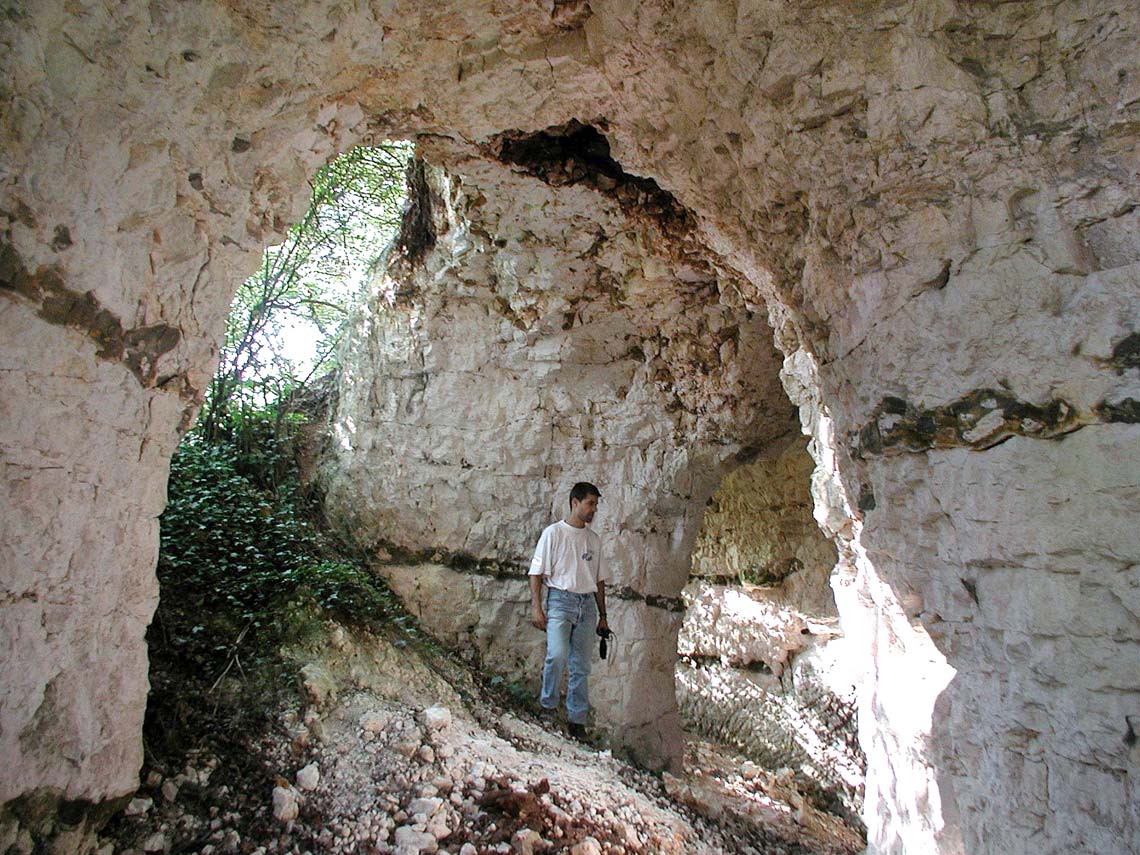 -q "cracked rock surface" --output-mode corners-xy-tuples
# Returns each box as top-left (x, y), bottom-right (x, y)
(3, 1), (1140, 853)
